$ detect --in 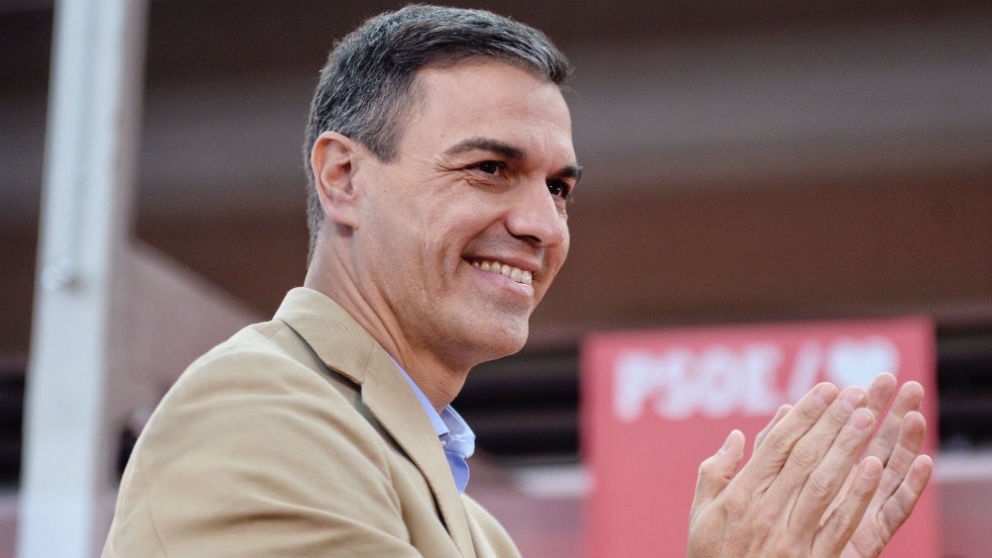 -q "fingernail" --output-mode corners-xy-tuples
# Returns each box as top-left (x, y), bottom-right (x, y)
(813, 382), (838, 403)
(849, 408), (872, 431)
(860, 457), (882, 479)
